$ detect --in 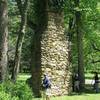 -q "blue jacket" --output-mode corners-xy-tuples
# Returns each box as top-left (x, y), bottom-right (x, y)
(43, 76), (51, 89)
